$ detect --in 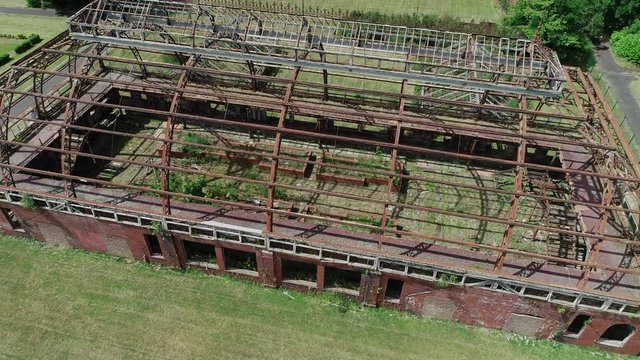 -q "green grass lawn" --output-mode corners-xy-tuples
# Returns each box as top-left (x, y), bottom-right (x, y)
(0, 13), (67, 71)
(279, 0), (501, 22)
(0, 38), (21, 55)
(1, 0), (26, 8)
(631, 79), (640, 104)
(0, 235), (627, 359)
